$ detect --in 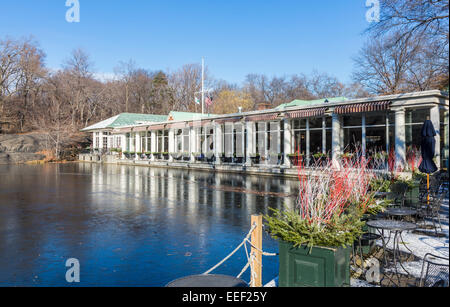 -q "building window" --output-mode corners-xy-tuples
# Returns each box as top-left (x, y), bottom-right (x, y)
(157, 131), (165, 152)
(224, 124), (233, 157)
(176, 129), (183, 152)
(343, 115), (362, 153)
(234, 123), (244, 157)
(256, 122), (266, 157)
(206, 127), (214, 153)
(405, 108), (430, 149)
(125, 133), (131, 151)
(292, 119), (307, 156)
